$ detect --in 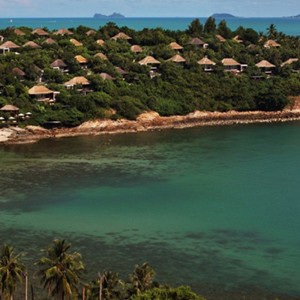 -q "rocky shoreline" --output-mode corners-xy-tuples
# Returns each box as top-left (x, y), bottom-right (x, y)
(1, 109), (300, 145)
